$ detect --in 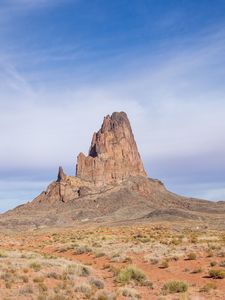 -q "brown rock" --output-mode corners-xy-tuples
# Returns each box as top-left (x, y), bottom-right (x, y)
(76, 112), (147, 185)
(57, 166), (66, 182)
